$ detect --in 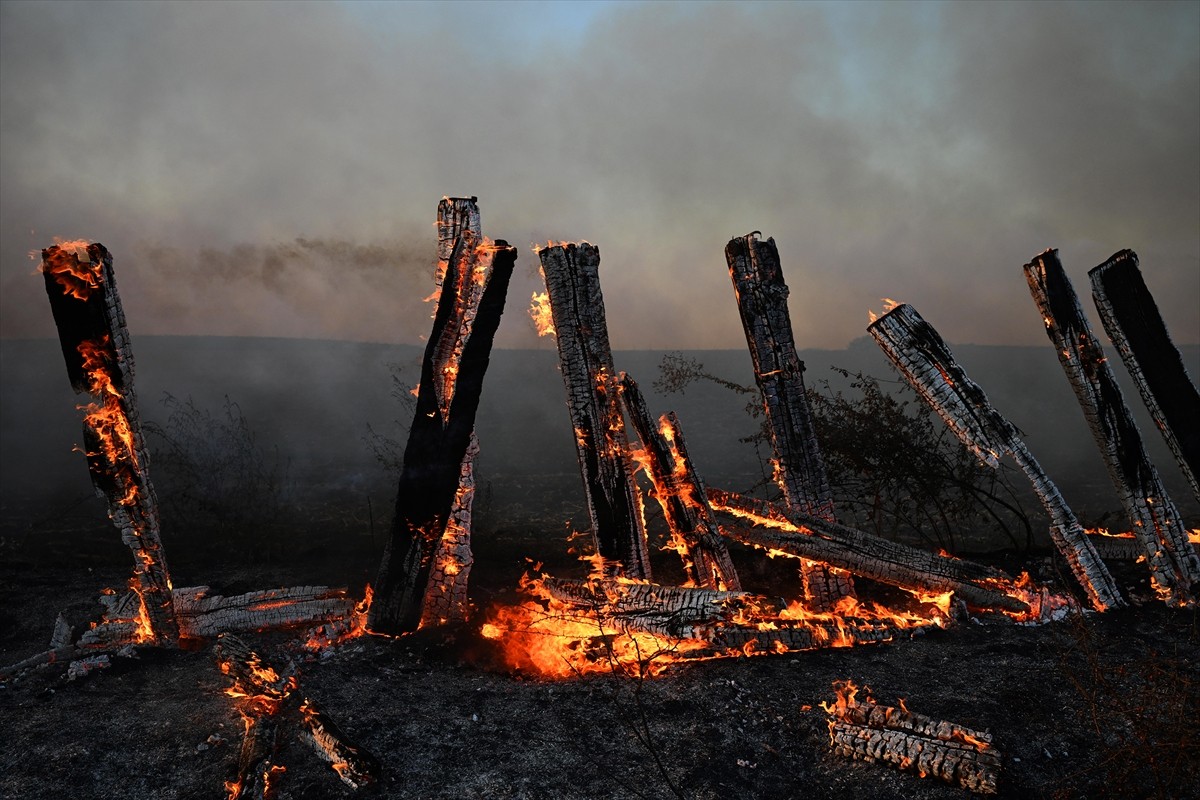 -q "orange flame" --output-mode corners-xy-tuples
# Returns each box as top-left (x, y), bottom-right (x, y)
(529, 291), (556, 337)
